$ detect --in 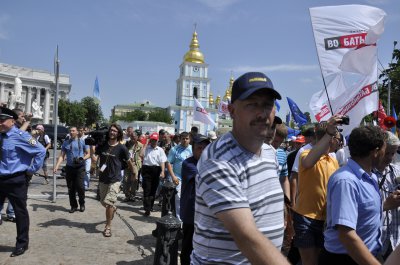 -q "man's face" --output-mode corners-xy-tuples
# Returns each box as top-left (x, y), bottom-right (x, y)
(373, 142), (387, 168)
(130, 132), (138, 142)
(109, 126), (119, 140)
(180, 135), (190, 147)
(0, 118), (15, 133)
(193, 141), (209, 160)
(265, 123), (276, 145)
(78, 128), (84, 137)
(16, 111), (25, 126)
(379, 144), (398, 169)
(127, 127), (133, 136)
(150, 139), (157, 147)
(70, 127), (78, 138)
(271, 134), (285, 149)
(329, 133), (341, 152)
(160, 133), (167, 141)
(230, 91), (275, 141)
